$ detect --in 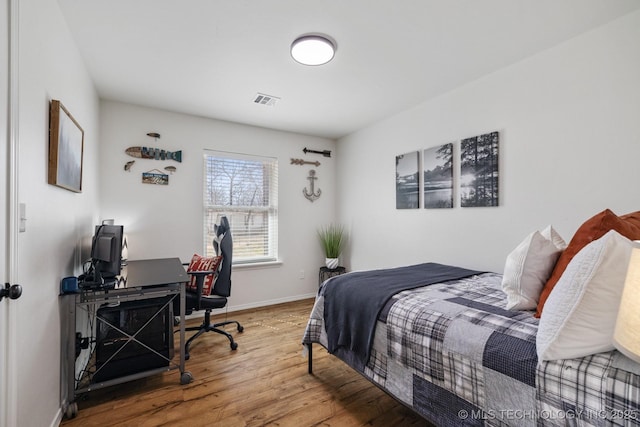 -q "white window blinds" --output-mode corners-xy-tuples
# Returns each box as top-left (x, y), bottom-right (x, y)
(203, 151), (278, 264)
